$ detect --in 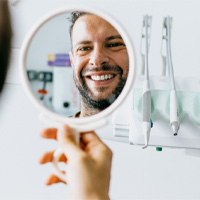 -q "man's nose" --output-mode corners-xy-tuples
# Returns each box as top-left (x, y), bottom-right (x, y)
(89, 47), (109, 67)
